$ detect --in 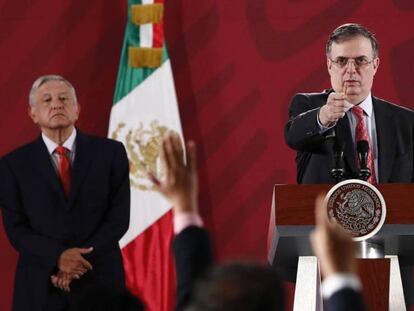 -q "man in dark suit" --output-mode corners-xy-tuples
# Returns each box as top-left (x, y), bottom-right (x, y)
(152, 133), (366, 311)
(285, 23), (414, 184)
(0, 75), (130, 311)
